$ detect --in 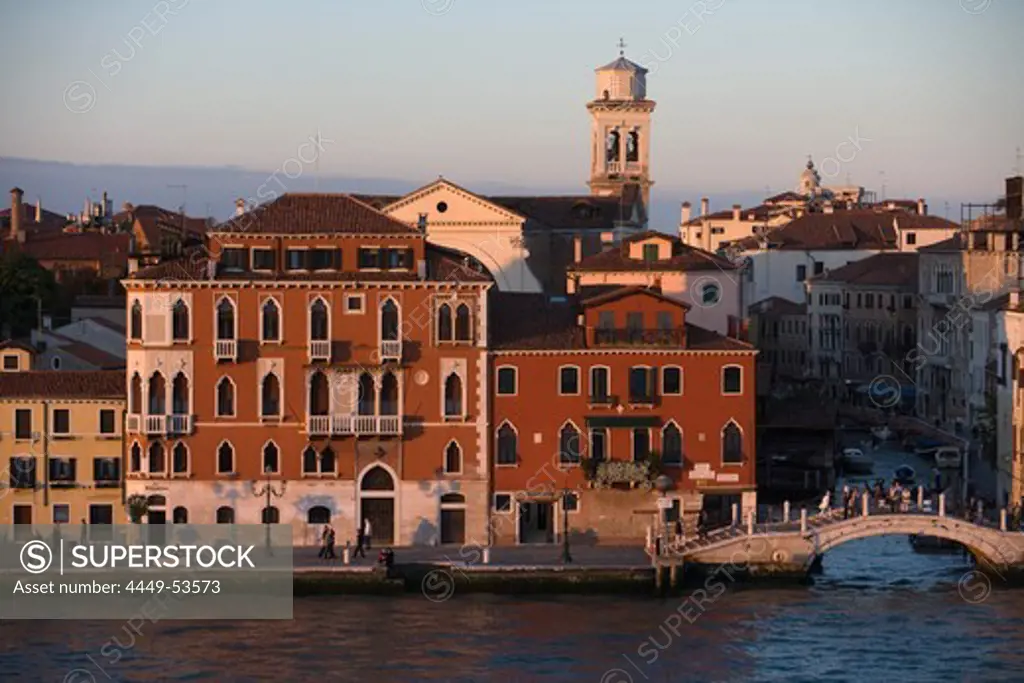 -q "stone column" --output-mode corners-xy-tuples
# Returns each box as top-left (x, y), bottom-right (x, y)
(731, 503), (738, 527)
(917, 486), (924, 509)
(862, 492), (869, 517)
(939, 493), (946, 517)
(1000, 509), (1007, 532)
(783, 501), (791, 523)
(800, 509), (807, 534)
